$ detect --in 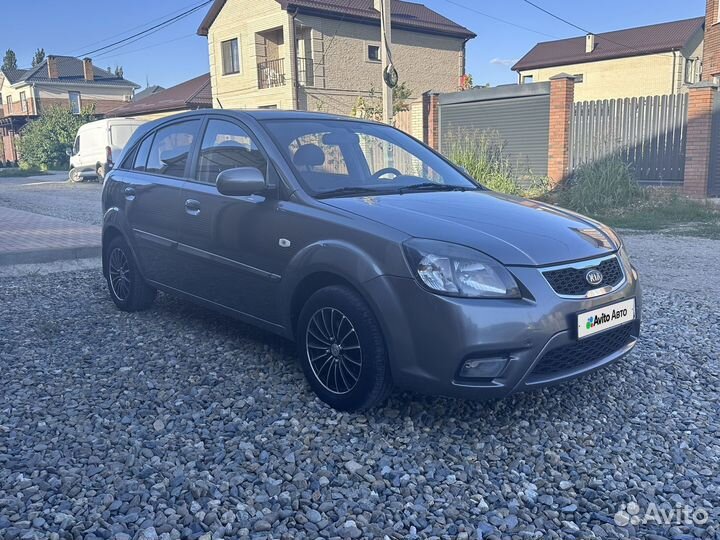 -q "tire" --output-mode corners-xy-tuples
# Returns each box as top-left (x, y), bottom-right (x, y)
(105, 236), (156, 312)
(297, 285), (392, 411)
(96, 163), (105, 184)
(69, 167), (84, 183)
